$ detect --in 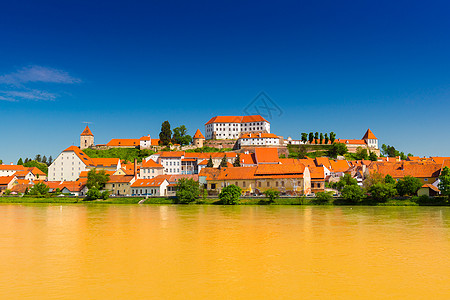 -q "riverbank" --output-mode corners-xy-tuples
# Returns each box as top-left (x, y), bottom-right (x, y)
(0, 196), (448, 206)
